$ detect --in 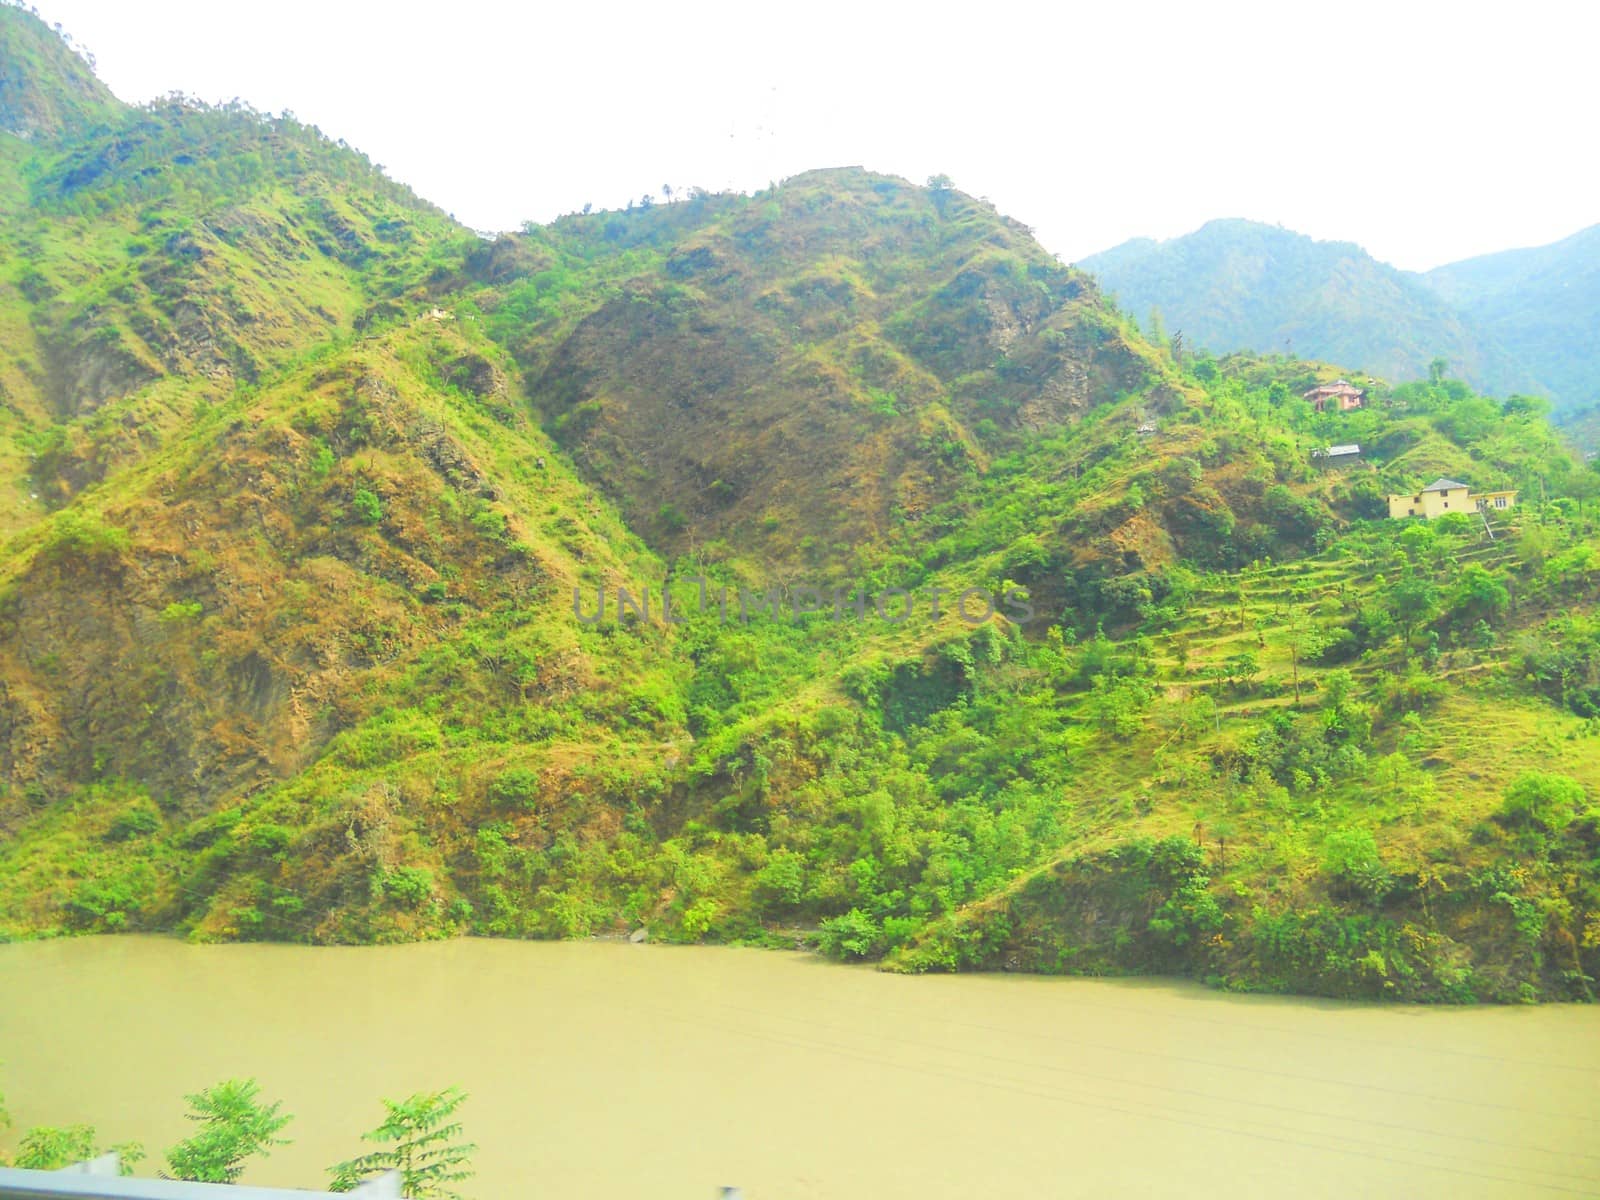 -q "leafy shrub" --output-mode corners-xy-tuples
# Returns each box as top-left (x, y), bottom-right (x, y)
(48, 510), (130, 558)
(1321, 826), (1391, 903)
(1263, 484), (1323, 550)
(487, 767), (542, 811)
(246, 823), (295, 856)
(352, 488), (383, 525)
(380, 867), (436, 909)
(105, 801), (162, 842)
(63, 865), (156, 930)
(753, 850), (806, 908)
(164, 1079), (291, 1183)
(1087, 673), (1155, 737)
(1446, 563), (1509, 627)
(470, 505), (508, 540)
(336, 710), (443, 768)
(12, 1125), (141, 1171)
(1498, 772), (1585, 831)
(680, 898), (720, 938)
(1148, 875), (1224, 948)
(817, 908), (881, 958)
(1514, 617), (1600, 716)
(308, 438), (336, 480)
